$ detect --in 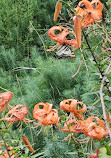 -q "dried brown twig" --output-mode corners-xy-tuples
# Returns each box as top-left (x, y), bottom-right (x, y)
(100, 60), (111, 139)
(71, 60), (82, 78)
